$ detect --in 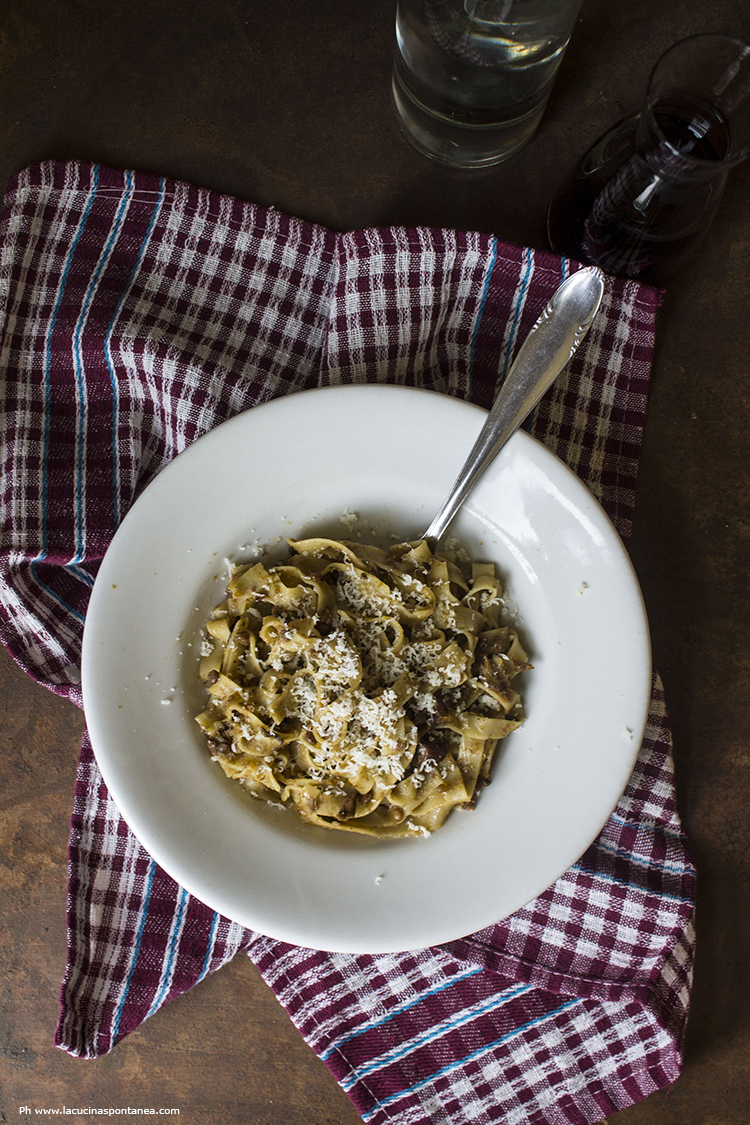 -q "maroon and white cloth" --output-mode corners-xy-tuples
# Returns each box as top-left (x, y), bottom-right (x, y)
(0, 161), (695, 1124)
